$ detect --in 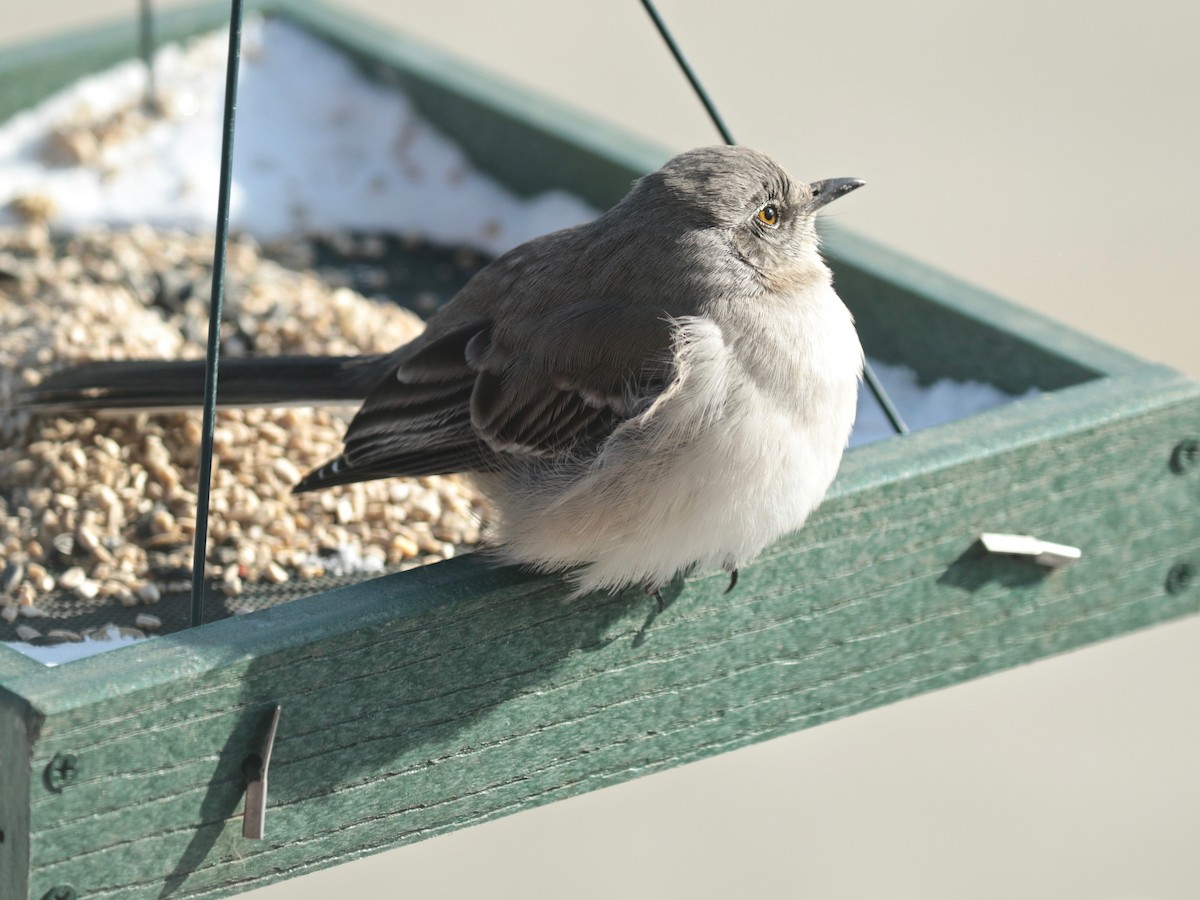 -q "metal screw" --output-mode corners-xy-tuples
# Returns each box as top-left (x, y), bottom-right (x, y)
(45, 753), (78, 792)
(1165, 563), (1195, 595)
(42, 886), (76, 900)
(1170, 439), (1200, 474)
